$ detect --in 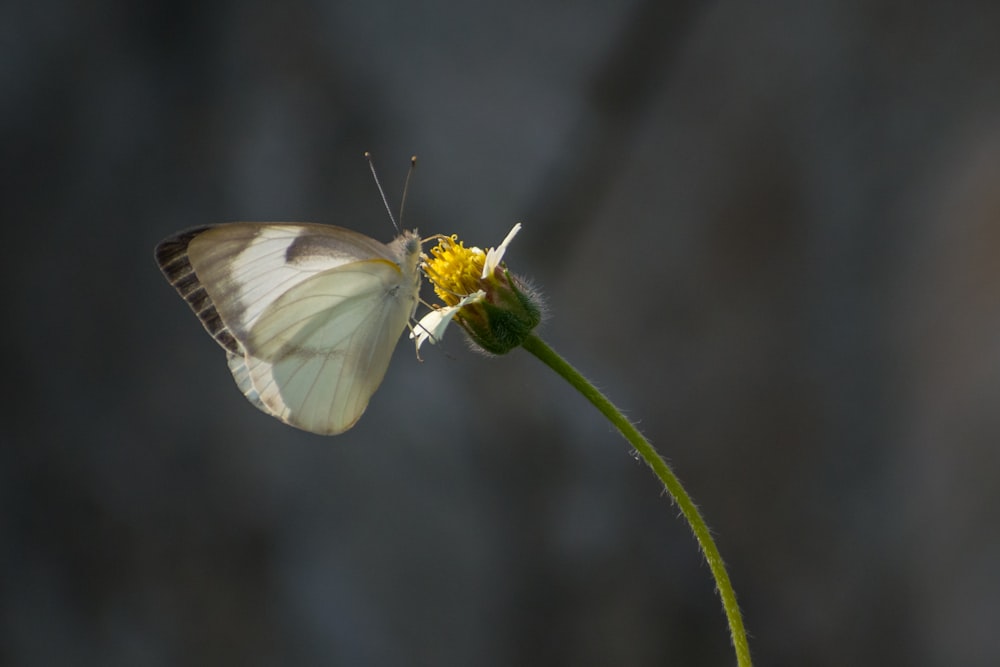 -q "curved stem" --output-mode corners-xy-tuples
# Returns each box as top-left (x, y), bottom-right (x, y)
(521, 334), (752, 666)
